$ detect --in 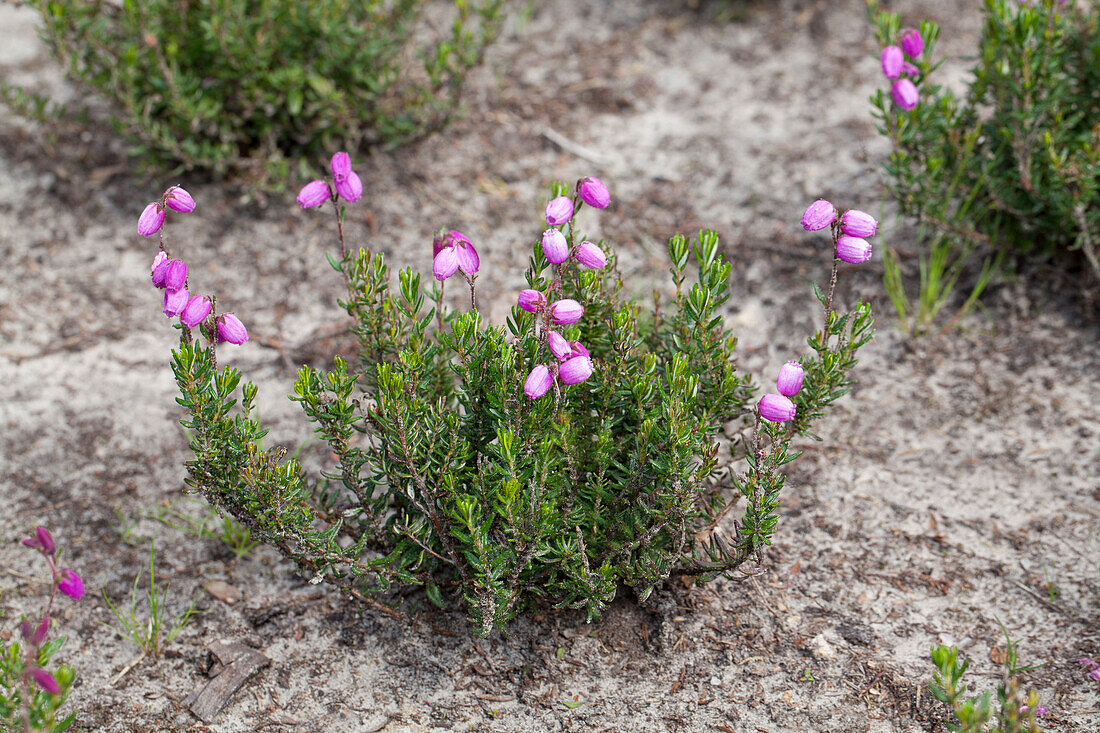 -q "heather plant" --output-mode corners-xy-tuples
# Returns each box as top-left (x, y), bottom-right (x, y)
(868, 0), (1099, 334)
(1, 528), (82, 732)
(26, 0), (504, 181)
(144, 159), (874, 635)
